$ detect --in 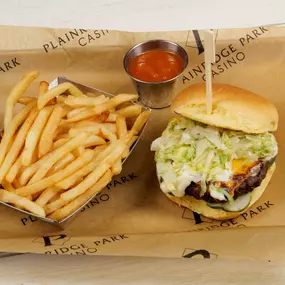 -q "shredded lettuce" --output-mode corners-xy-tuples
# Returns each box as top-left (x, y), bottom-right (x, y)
(151, 117), (278, 198)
